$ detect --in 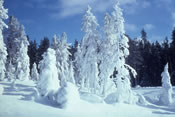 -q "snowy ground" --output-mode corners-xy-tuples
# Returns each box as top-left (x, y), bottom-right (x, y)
(0, 80), (175, 117)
